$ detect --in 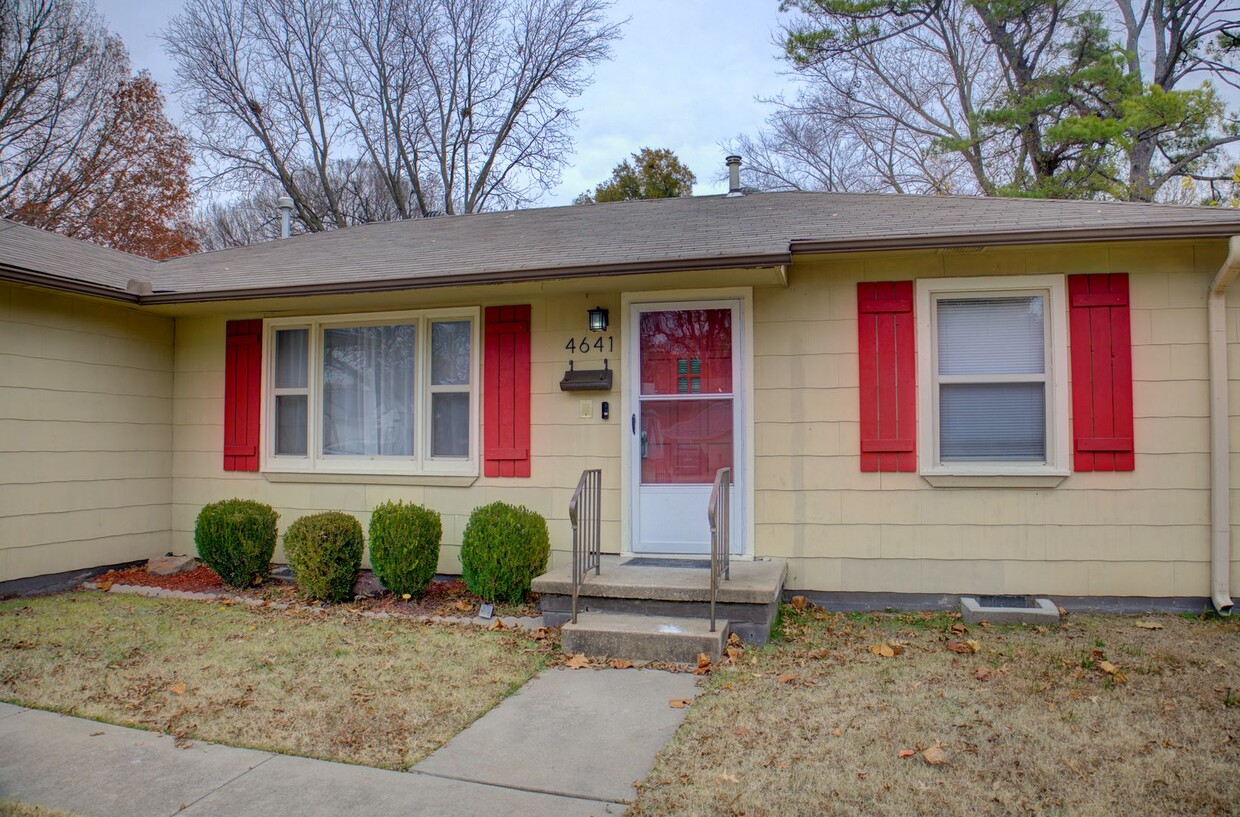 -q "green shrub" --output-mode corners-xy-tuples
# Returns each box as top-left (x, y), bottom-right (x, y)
(368, 501), (442, 598)
(194, 499), (279, 588)
(460, 502), (550, 603)
(283, 511), (364, 602)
